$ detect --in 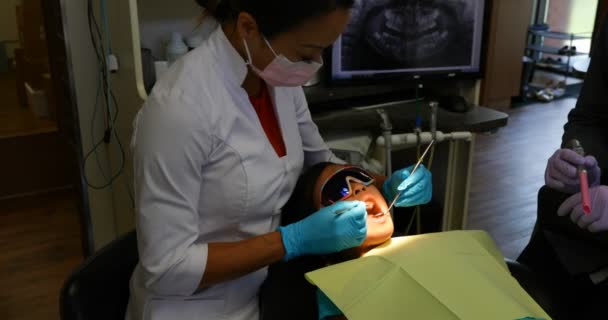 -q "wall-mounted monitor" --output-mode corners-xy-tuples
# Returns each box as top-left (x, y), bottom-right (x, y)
(330, 0), (488, 82)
